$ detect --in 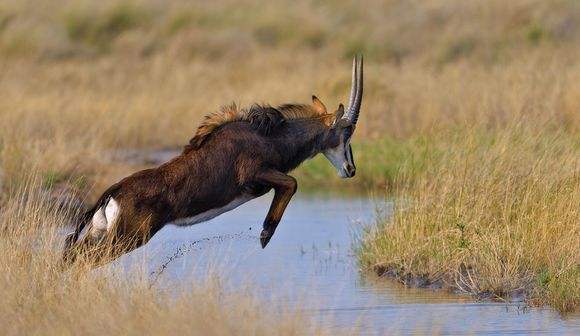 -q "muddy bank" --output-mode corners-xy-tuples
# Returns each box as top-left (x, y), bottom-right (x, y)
(372, 264), (530, 305)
